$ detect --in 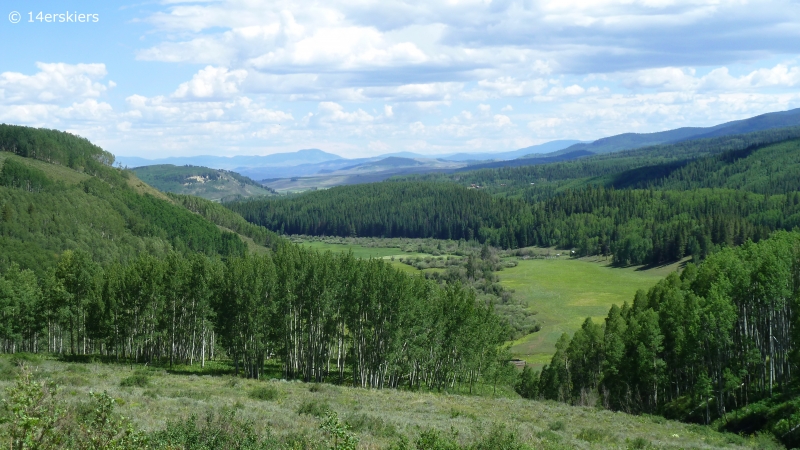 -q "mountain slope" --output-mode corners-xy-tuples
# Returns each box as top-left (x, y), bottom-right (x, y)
(132, 164), (275, 202)
(559, 107), (800, 155)
(0, 125), (284, 275)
